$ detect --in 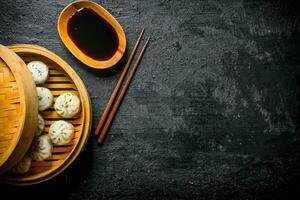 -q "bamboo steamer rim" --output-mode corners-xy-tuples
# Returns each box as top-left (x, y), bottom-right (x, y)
(0, 45), (38, 174)
(0, 44), (92, 185)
